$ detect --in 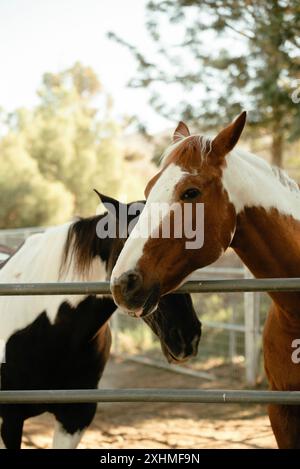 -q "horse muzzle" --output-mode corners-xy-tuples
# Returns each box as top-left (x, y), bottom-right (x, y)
(162, 328), (201, 364)
(110, 269), (160, 318)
